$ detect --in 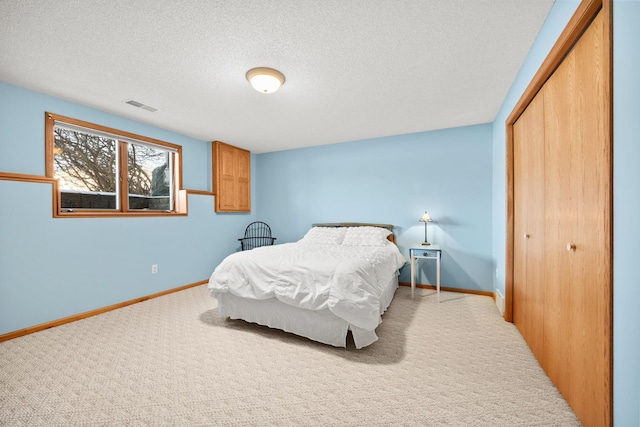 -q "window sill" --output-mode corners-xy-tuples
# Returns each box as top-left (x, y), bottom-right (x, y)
(53, 210), (188, 218)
